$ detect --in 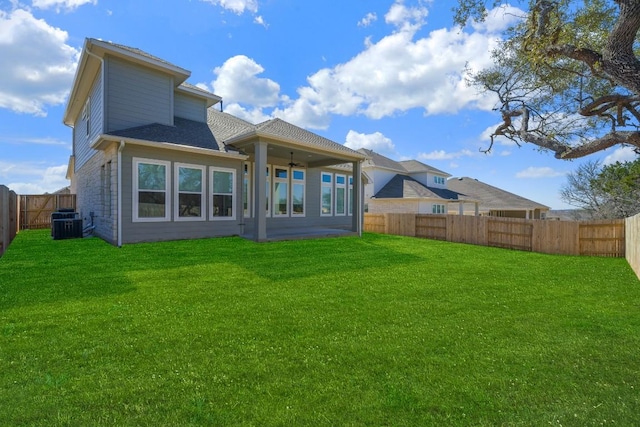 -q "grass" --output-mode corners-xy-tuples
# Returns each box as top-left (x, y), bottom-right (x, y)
(0, 230), (639, 426)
